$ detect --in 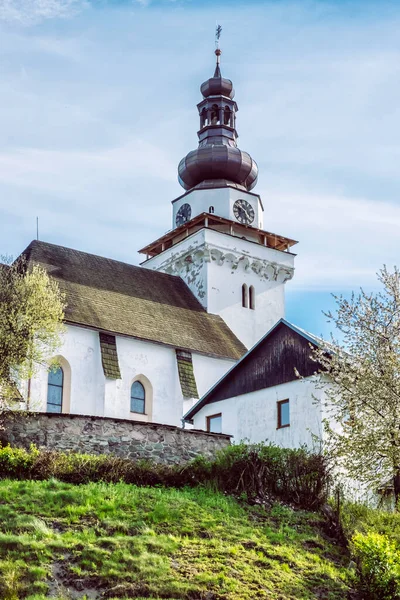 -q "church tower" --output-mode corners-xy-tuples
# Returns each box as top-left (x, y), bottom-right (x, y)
(140, 46), (297, 349)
